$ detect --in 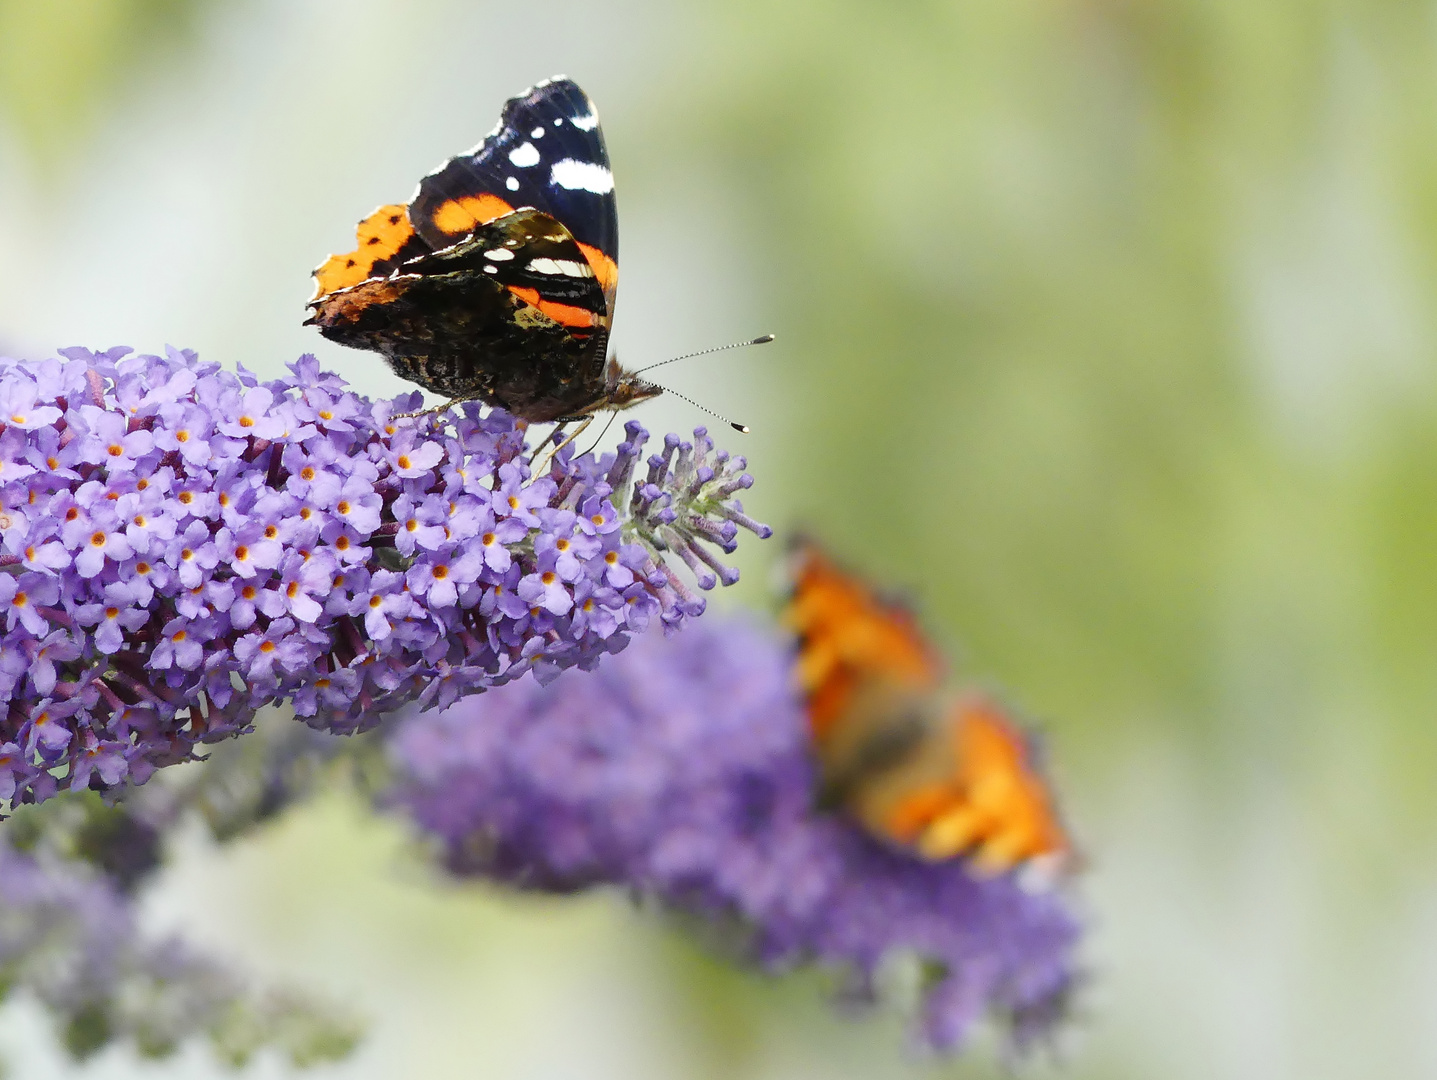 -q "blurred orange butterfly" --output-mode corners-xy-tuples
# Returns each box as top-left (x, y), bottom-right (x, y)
(786, 542), (1072, 875)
